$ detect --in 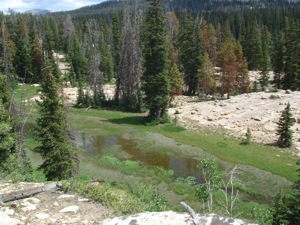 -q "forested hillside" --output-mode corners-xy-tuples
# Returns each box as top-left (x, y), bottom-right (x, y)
(0, 0), (300, 223)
